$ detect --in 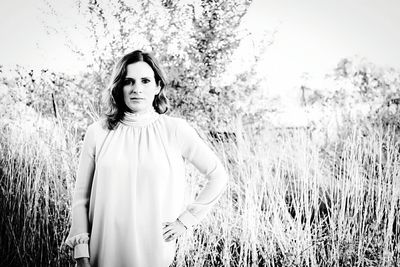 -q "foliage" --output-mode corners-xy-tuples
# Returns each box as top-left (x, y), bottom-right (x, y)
(300, 58), (400, 146)
(41, 0), (266, 130)
(306, 58), (400, 118)
(1, 0), (274, 134)
(0, 66), (96, 138)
